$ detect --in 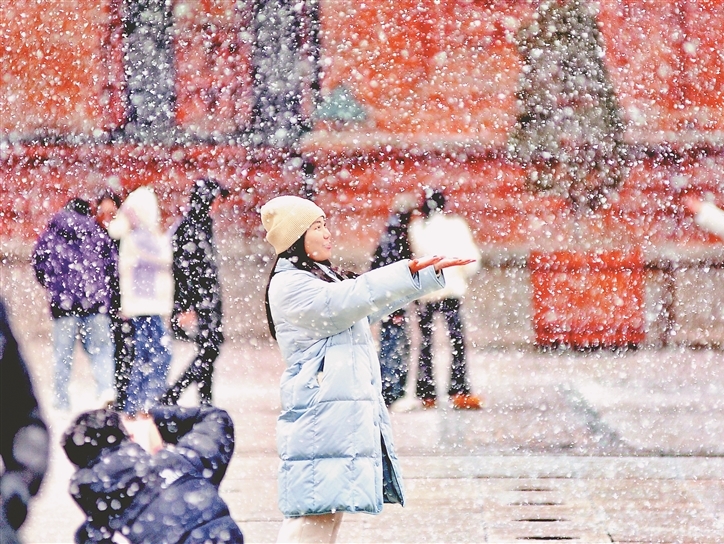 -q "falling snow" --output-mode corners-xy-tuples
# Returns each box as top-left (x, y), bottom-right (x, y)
(2, 1), (724, 542)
